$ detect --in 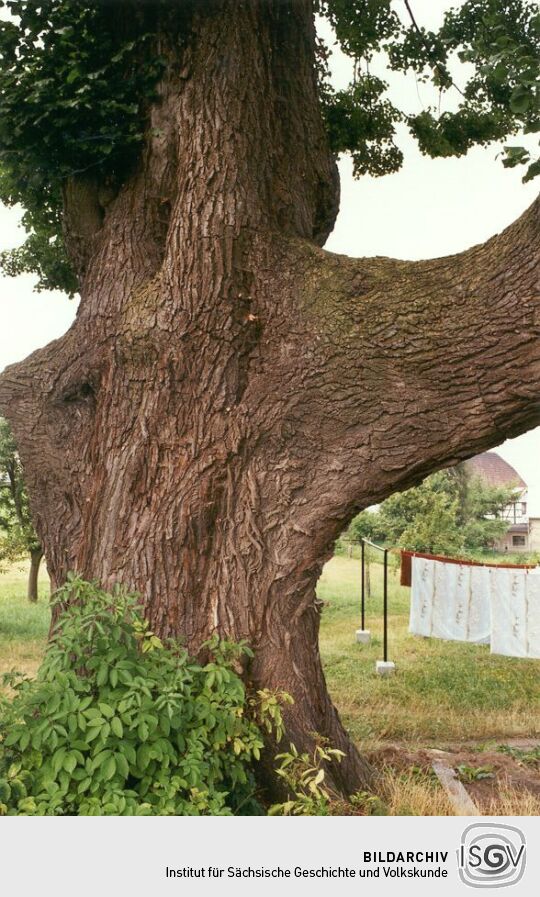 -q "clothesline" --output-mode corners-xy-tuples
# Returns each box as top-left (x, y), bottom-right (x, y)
(408, 555), (540, 659)
(352, 538), (539, 666)
(399, 549), (535, 588)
